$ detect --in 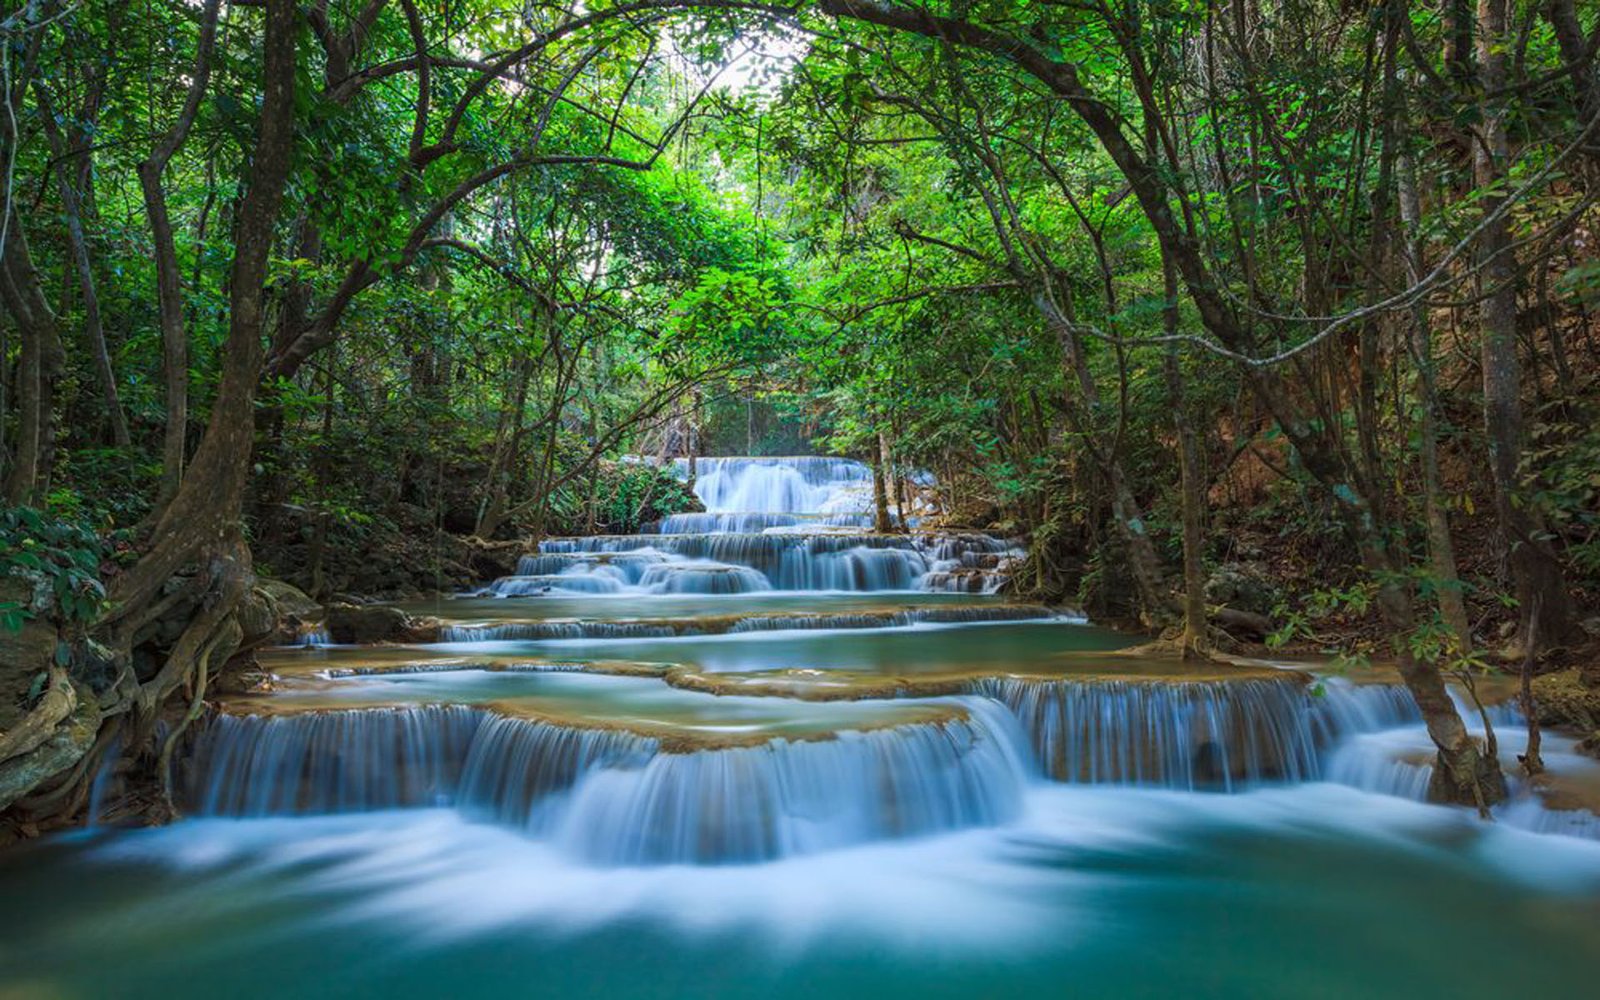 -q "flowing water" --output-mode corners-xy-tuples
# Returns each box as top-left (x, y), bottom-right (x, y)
(3, 456), (1599, 998)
